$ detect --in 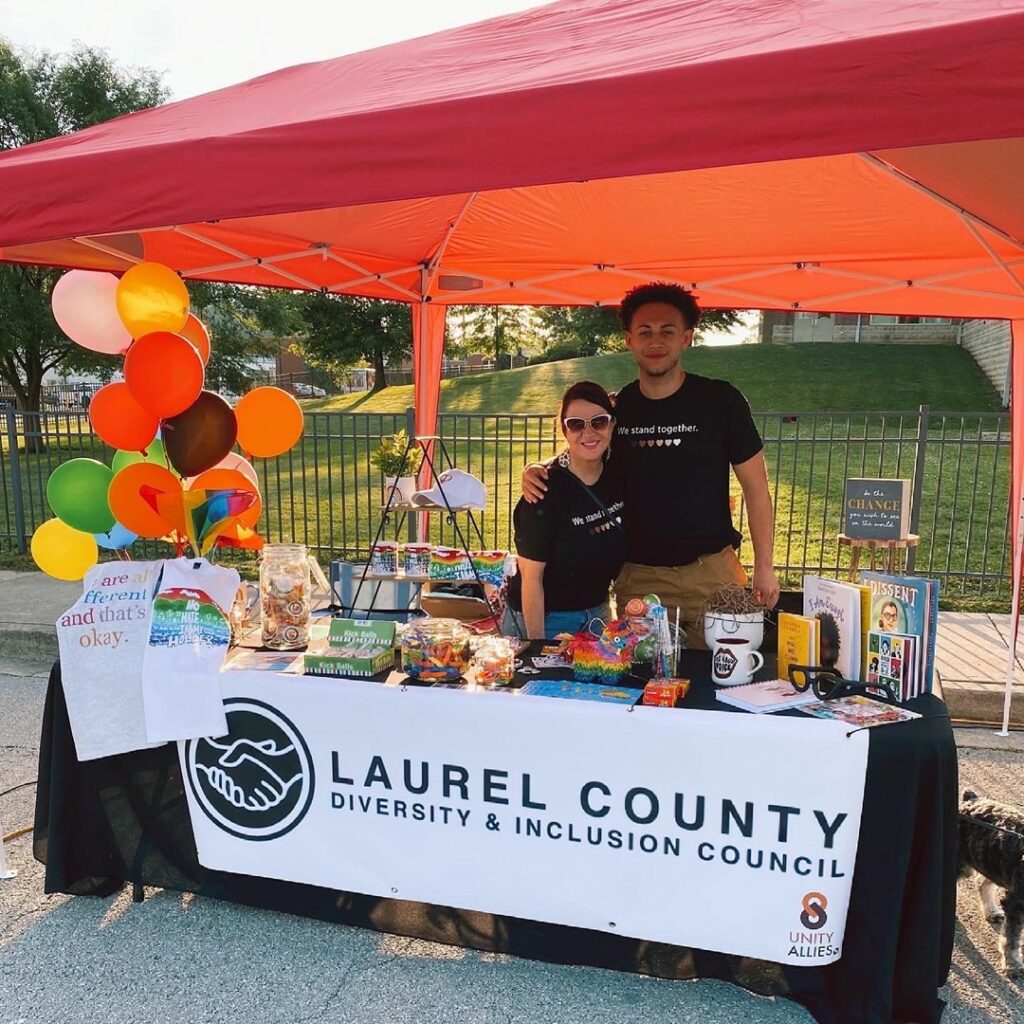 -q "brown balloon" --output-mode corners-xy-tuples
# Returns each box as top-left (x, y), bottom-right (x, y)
(162, 391), (238, 477)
